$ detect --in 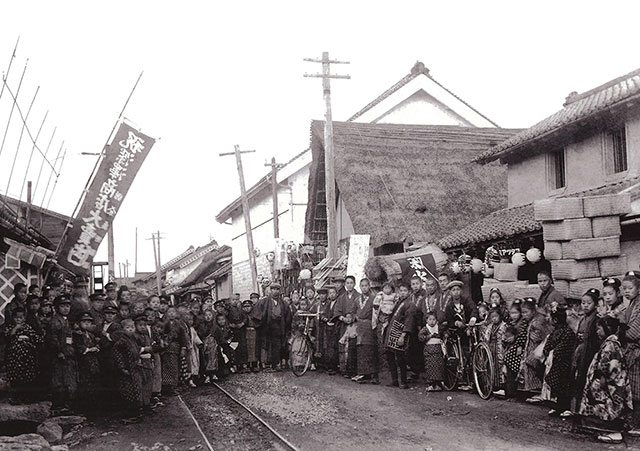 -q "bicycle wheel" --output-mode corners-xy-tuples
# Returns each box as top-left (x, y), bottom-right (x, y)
(442, 339), (460, 391)
(472, 342), (494, 400)
(290, 335), (312, 377)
